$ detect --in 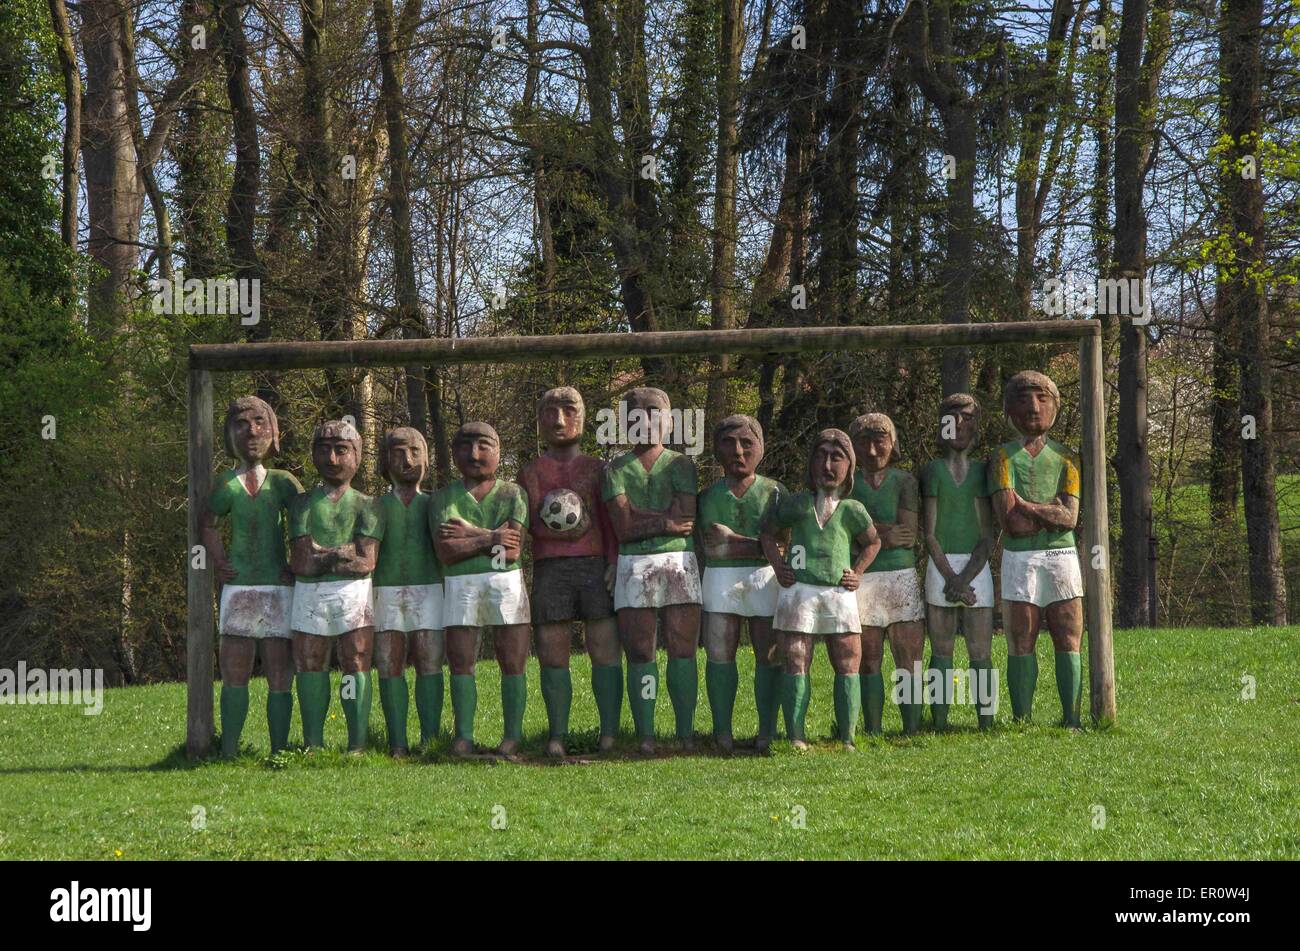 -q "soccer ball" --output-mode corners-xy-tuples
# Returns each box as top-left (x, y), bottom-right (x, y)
(540, 488), (588, 534)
